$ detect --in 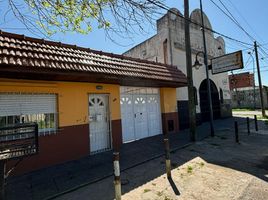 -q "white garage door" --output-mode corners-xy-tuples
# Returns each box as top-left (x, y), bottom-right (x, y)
(120, 87), (162, 143)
